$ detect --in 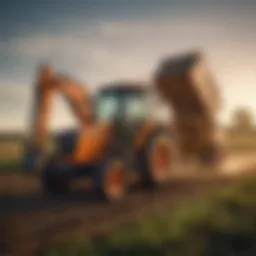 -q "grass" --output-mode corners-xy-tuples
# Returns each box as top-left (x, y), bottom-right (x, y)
(0, 140), (22, 173)
(46, 174), (256, 256)
(0, 139), (23, 173)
